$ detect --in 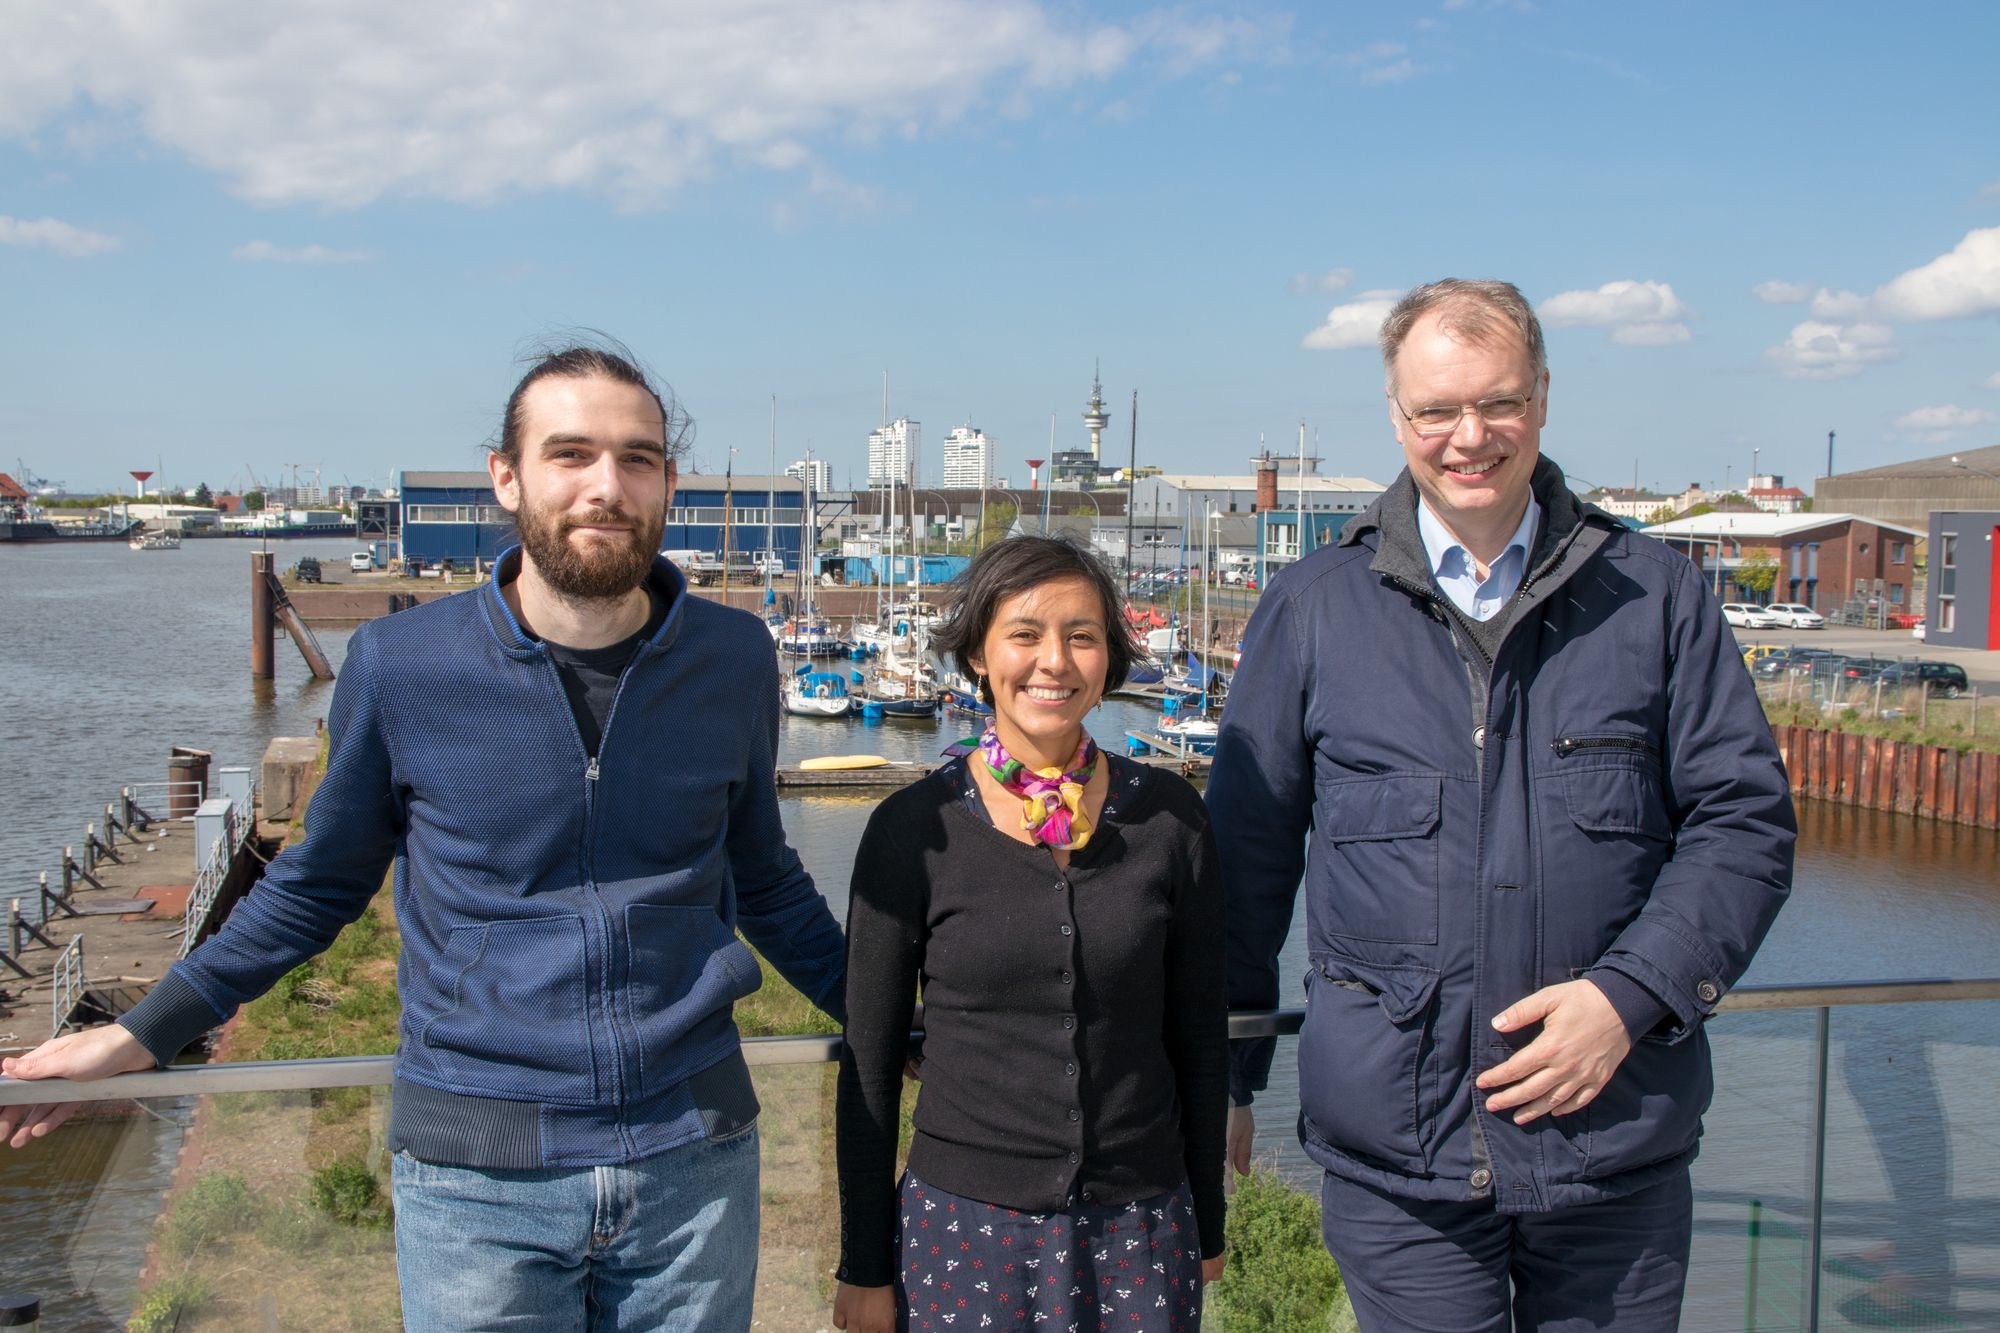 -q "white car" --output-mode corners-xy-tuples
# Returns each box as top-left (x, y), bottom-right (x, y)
(1764, 602), (1825, 629)
(1720, 603), (1780, 630)
(349, 551), (373, 572)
